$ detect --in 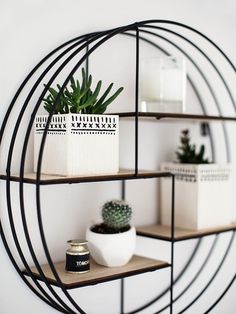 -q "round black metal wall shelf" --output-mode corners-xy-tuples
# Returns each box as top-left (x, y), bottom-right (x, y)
(0, 20), (235, 314)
